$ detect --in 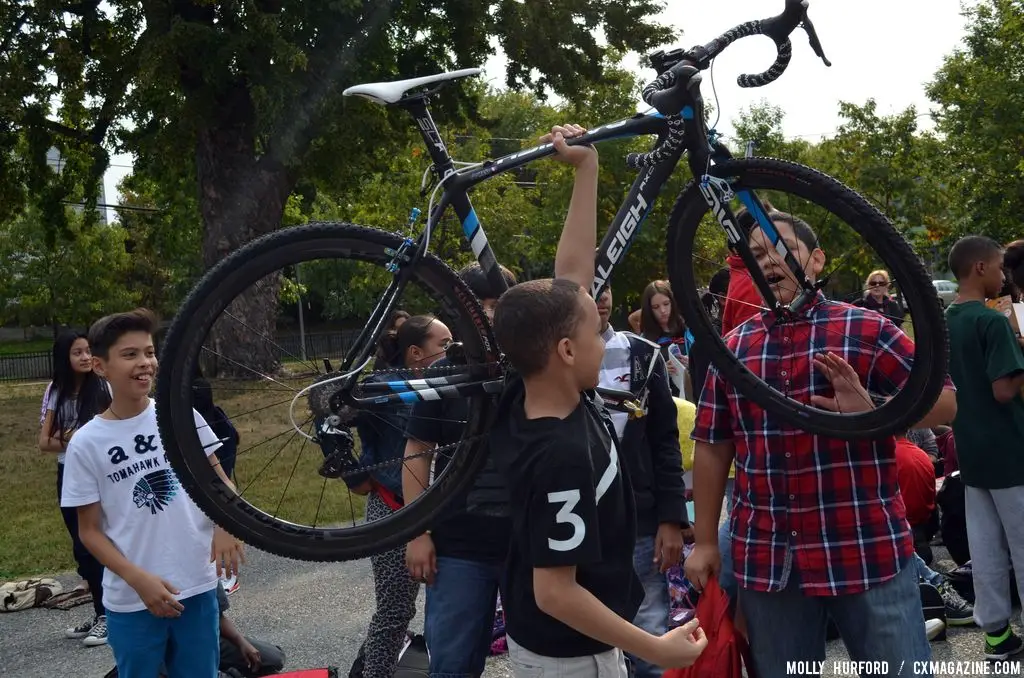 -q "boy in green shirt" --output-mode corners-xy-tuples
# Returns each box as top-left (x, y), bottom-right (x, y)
(946, 235), (1024, 661)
